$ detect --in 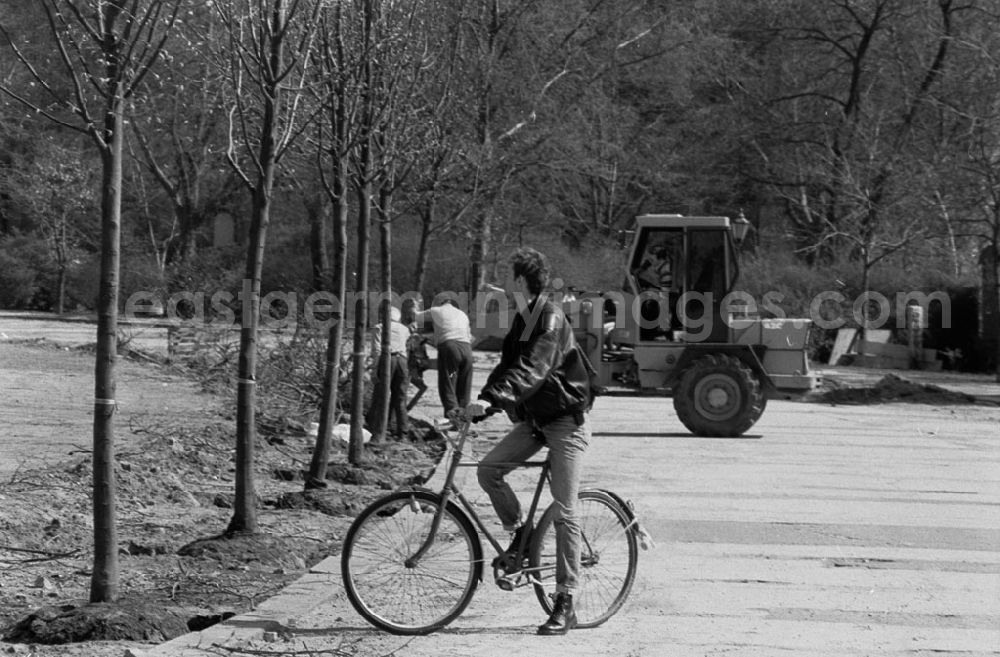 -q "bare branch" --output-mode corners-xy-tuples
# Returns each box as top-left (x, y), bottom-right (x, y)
(60, 0), (103, 44)
(0, 18), (96, 134)
(226, 105), (254, 189)
(131, 119), (179, 199)
(498, 68), (569, 142)
(125, 2), (184, 98)
(0, 544), (82, 563)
